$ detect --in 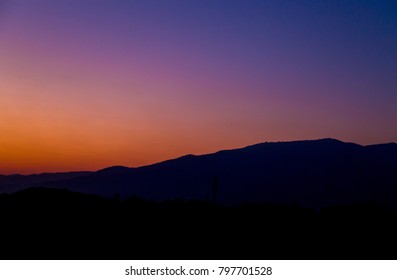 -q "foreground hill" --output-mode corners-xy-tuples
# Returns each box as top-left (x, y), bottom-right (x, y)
(0, 138), (391, 209)
(1, 187), (396, 259)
